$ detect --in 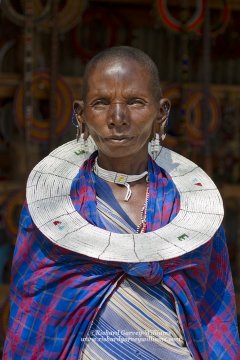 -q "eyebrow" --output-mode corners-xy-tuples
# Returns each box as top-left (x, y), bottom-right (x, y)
(87, 88), (150, 98)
